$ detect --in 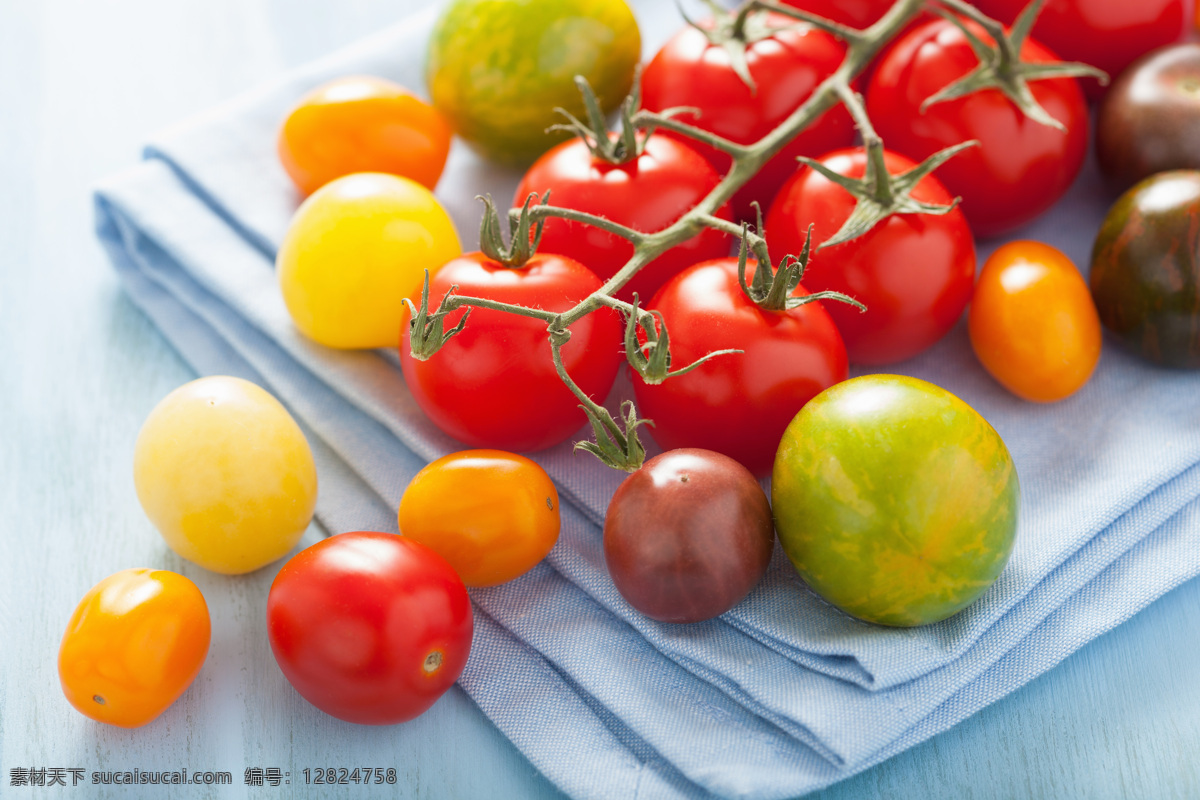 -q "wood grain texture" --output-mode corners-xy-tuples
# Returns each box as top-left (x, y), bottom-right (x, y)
(0, 1), (1197, 798)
